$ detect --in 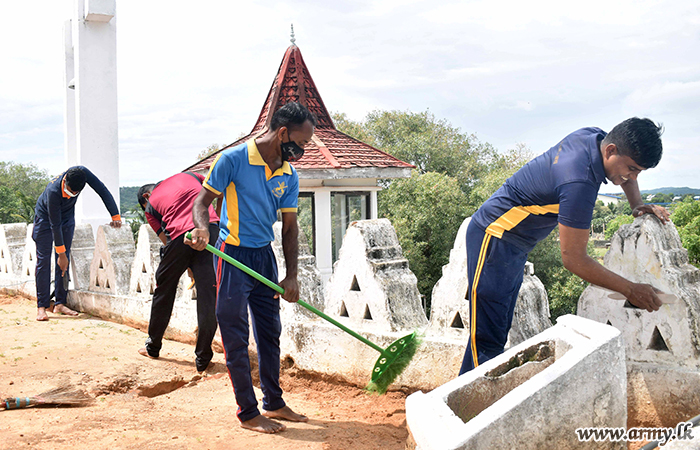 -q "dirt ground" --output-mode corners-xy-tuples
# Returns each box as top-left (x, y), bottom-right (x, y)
(0, 294), (409, 450)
